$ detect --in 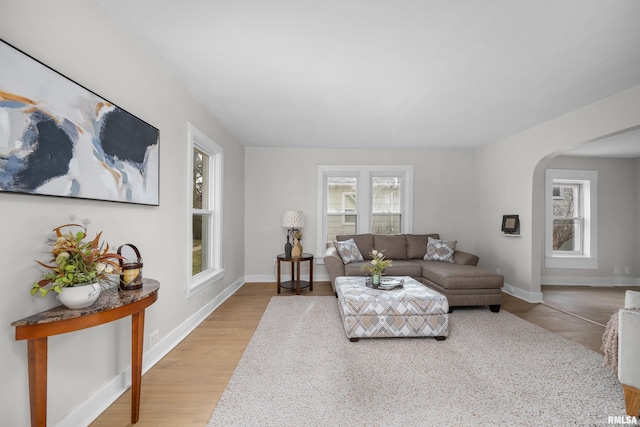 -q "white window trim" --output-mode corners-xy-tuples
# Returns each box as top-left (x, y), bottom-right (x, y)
(187, 123), (224, 297)
(545, 169), (597, 269)
(316, 165), (413, 263)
